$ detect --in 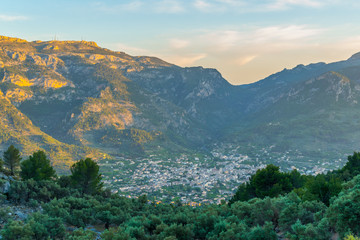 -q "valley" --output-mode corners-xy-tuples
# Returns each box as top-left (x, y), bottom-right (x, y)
(0, 35), (360, 202)
(99, 142), (348, 203)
